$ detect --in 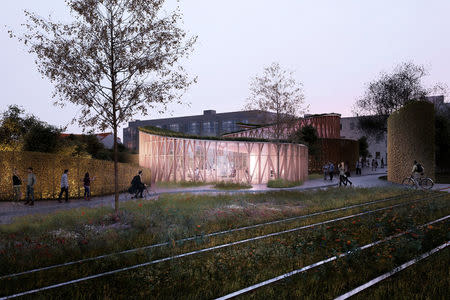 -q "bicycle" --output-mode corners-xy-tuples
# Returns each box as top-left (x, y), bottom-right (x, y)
(402, 174), (434, 190)
(129, 184), (156, 200)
